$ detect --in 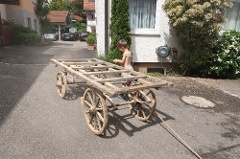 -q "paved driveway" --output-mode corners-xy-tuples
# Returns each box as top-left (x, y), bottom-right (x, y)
(0, 41), (239, 159)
